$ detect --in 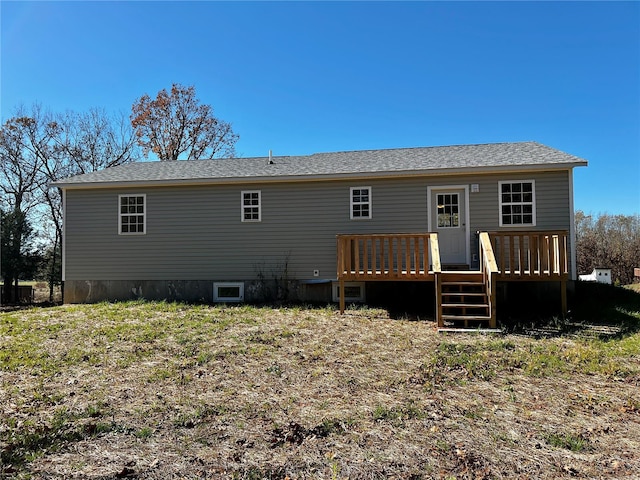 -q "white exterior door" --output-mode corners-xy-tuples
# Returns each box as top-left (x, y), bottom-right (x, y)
(429, 187), (468, 265)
